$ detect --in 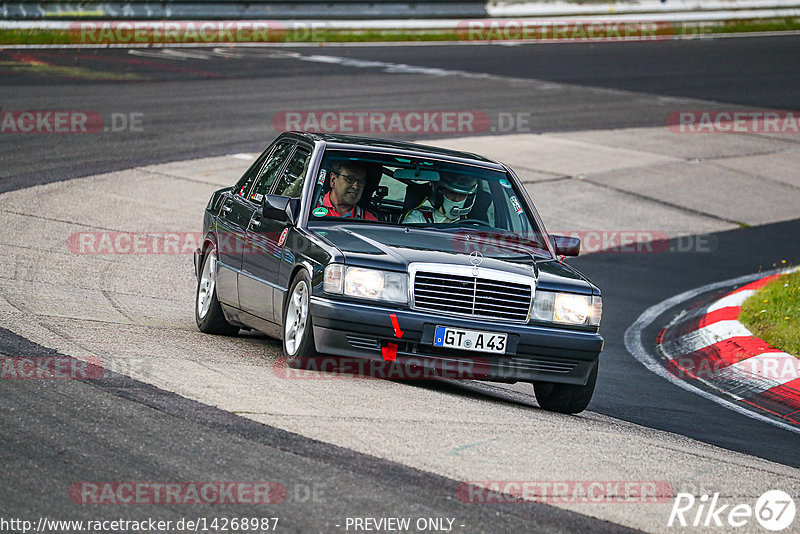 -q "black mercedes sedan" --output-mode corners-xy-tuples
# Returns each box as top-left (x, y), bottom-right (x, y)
(194, 132), (603, 413)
